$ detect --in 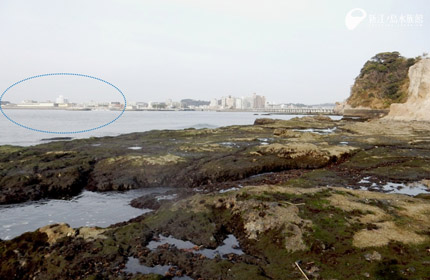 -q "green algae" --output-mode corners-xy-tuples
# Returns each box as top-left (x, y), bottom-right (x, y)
(1, 117), (430, 279)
